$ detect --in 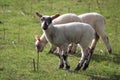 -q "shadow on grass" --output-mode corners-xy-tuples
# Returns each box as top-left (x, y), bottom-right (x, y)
(86, 72), (120, 80)
(91, 52), (120, 64)
(67, 69), (120, 80)
(67, 52), (120, 80)
(69, 51), (120, 65)
(48, 51), (120, 80)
